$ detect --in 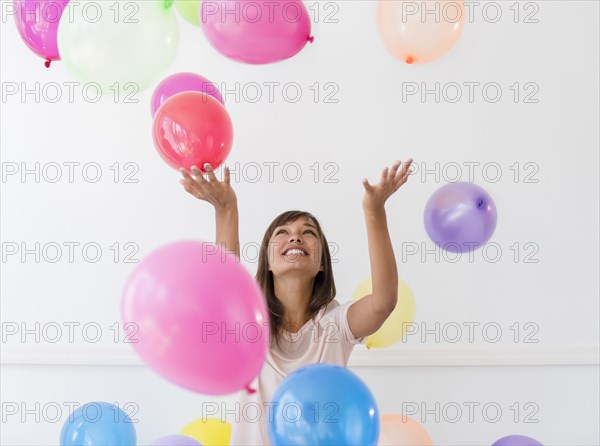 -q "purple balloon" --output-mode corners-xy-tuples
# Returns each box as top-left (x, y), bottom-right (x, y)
(151, 73), (224, 116)
(13, 0), (70, 66)
(424, 182), (497, 253)
(151, 434), (203, 446)
(492, 435), (543, 446)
